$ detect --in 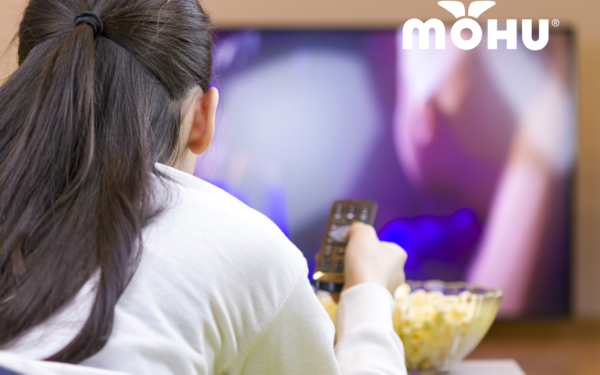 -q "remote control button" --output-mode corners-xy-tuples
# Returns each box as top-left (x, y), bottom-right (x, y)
(333, 203), (344, 220)
(333, 259), (344, 273)
(328, 225), (351, 243)
(359, 207), (369, 222)
(324, 246), (333, 257)
(326, 238), (333, 244)
(346, 205), (356, 220)
(336, 246), (345, 255)
(319, 259), (332, 272)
